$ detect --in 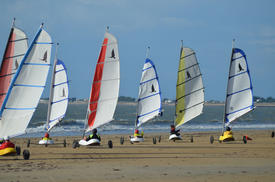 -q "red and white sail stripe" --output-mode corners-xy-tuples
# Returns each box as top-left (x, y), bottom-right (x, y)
(86, 31), (120, 132)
